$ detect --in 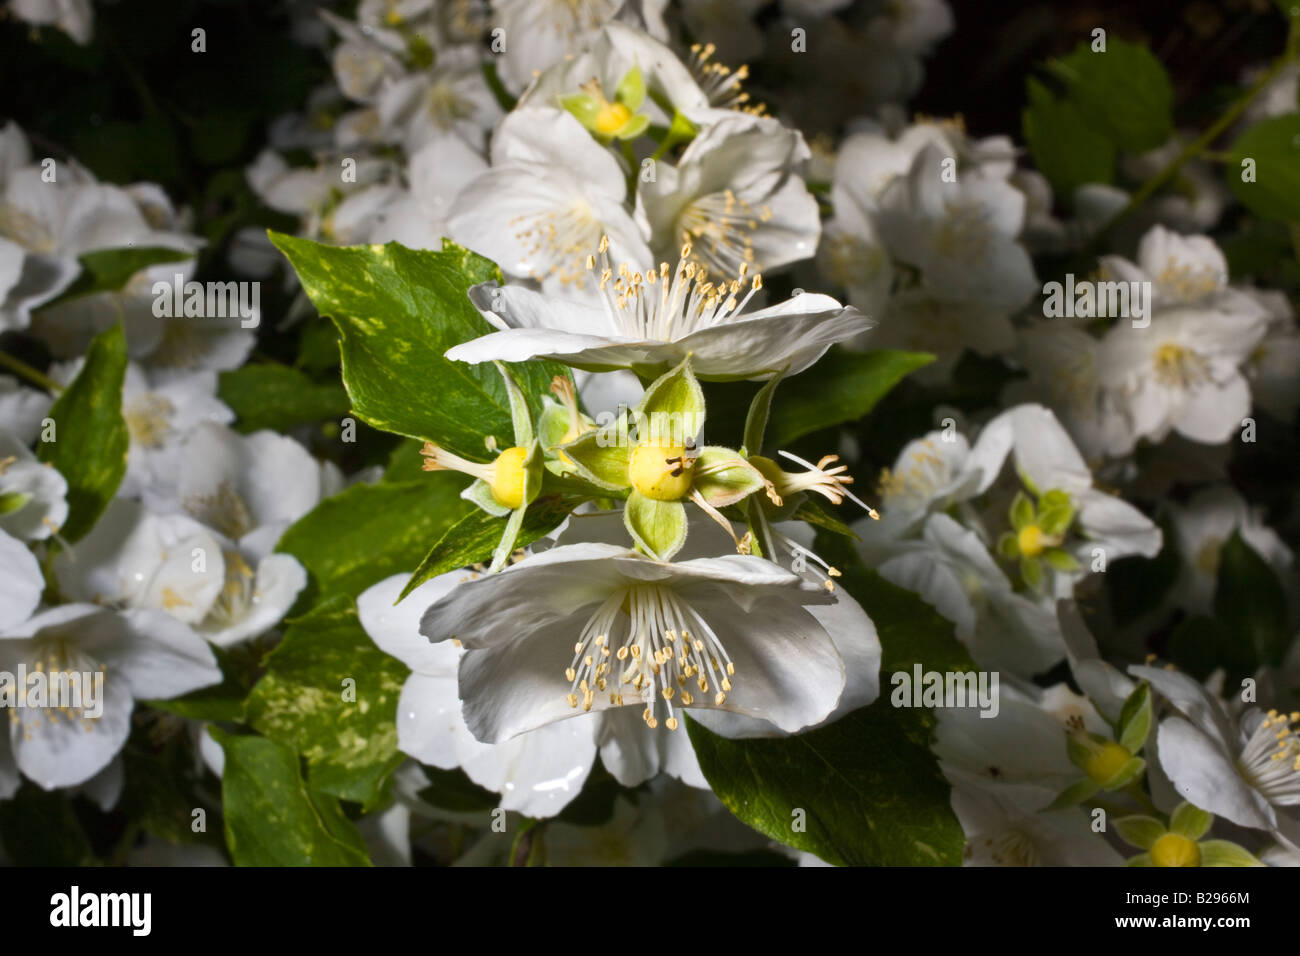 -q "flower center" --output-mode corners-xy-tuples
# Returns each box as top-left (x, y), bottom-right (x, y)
(1151, 832), (1200, 867)
(594, 101), (633, 136)
(124, 393), (176, 449)
(563, 584), (735, 729)
(1017, 525), (1045, 558)
(1237, 709), (1300, 805)
(489, 446), (531, 509)
(629, 443), (694, 501)
(1082, 740), (1132, 785)
(1152, 342), (1209, 389)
